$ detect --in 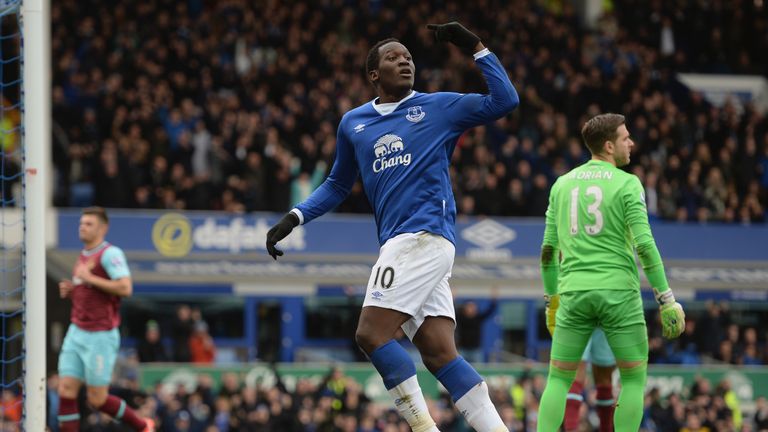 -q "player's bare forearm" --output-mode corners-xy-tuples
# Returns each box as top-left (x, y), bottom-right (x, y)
(85, 275), (133, 297)
(474, 42), (485, 53)
(59, 280), (73, 299)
